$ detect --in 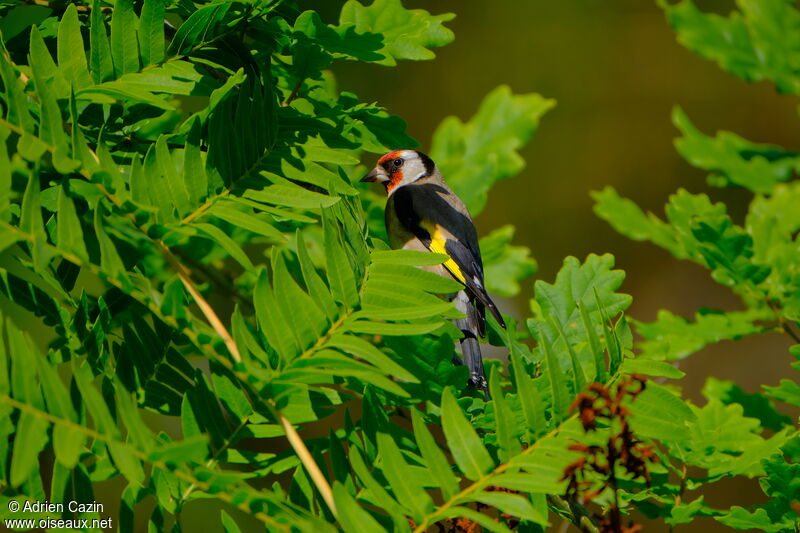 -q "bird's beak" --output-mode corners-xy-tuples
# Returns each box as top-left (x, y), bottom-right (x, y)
(361, 167), (388, 183)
